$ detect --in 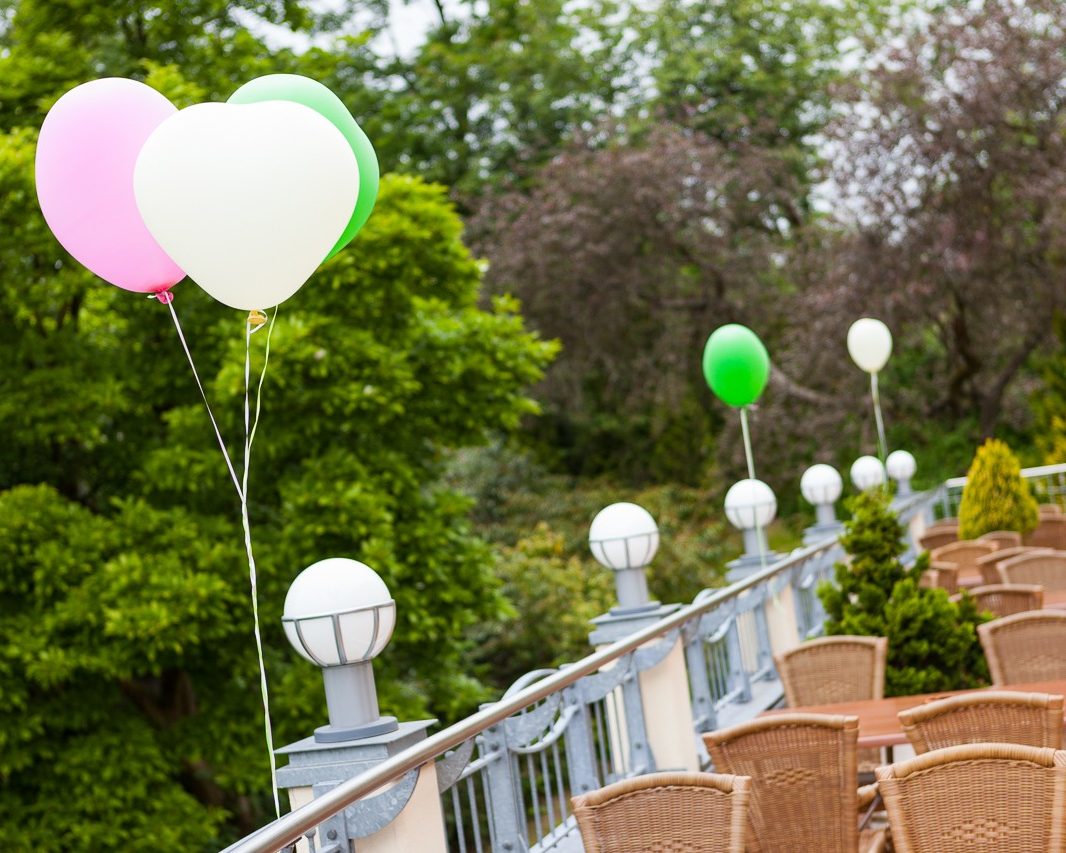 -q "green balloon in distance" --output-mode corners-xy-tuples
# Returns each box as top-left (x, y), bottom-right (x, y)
(702, 324), (771, 408)
(228, 74), (379, 261)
